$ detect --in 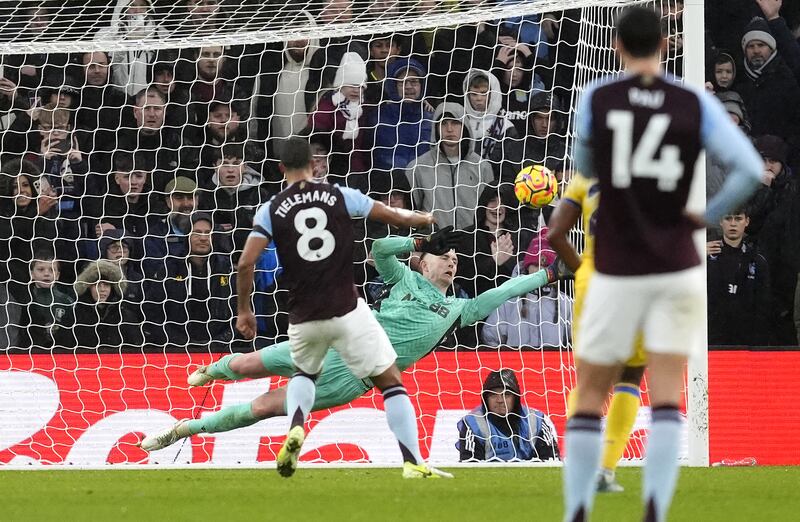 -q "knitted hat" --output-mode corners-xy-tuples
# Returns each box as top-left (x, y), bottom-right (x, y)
(522, 227), (557, 270)
(98, 228), (133, 254)
(333, 52), (367, 88)
(755, 135), (788, 164)
(741, 17), (776, 51)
